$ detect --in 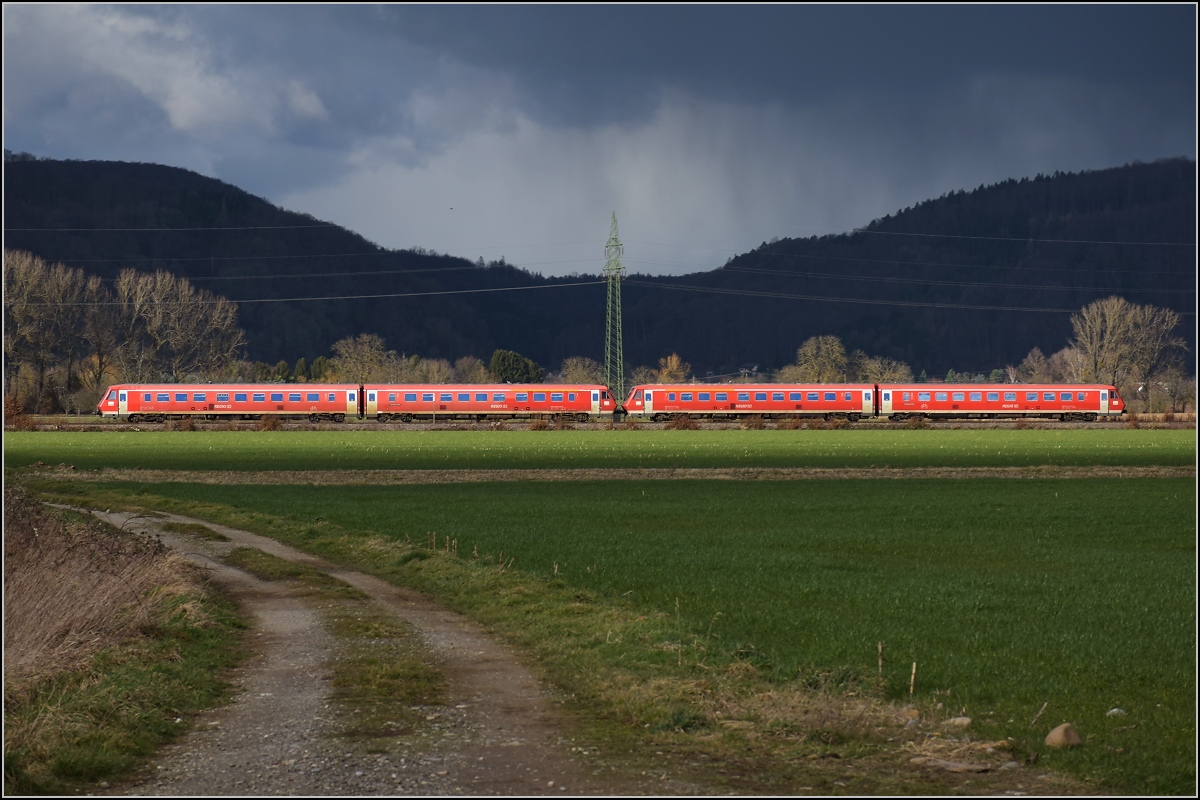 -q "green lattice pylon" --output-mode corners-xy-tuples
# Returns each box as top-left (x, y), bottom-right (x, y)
(603, 213), (626, 403)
